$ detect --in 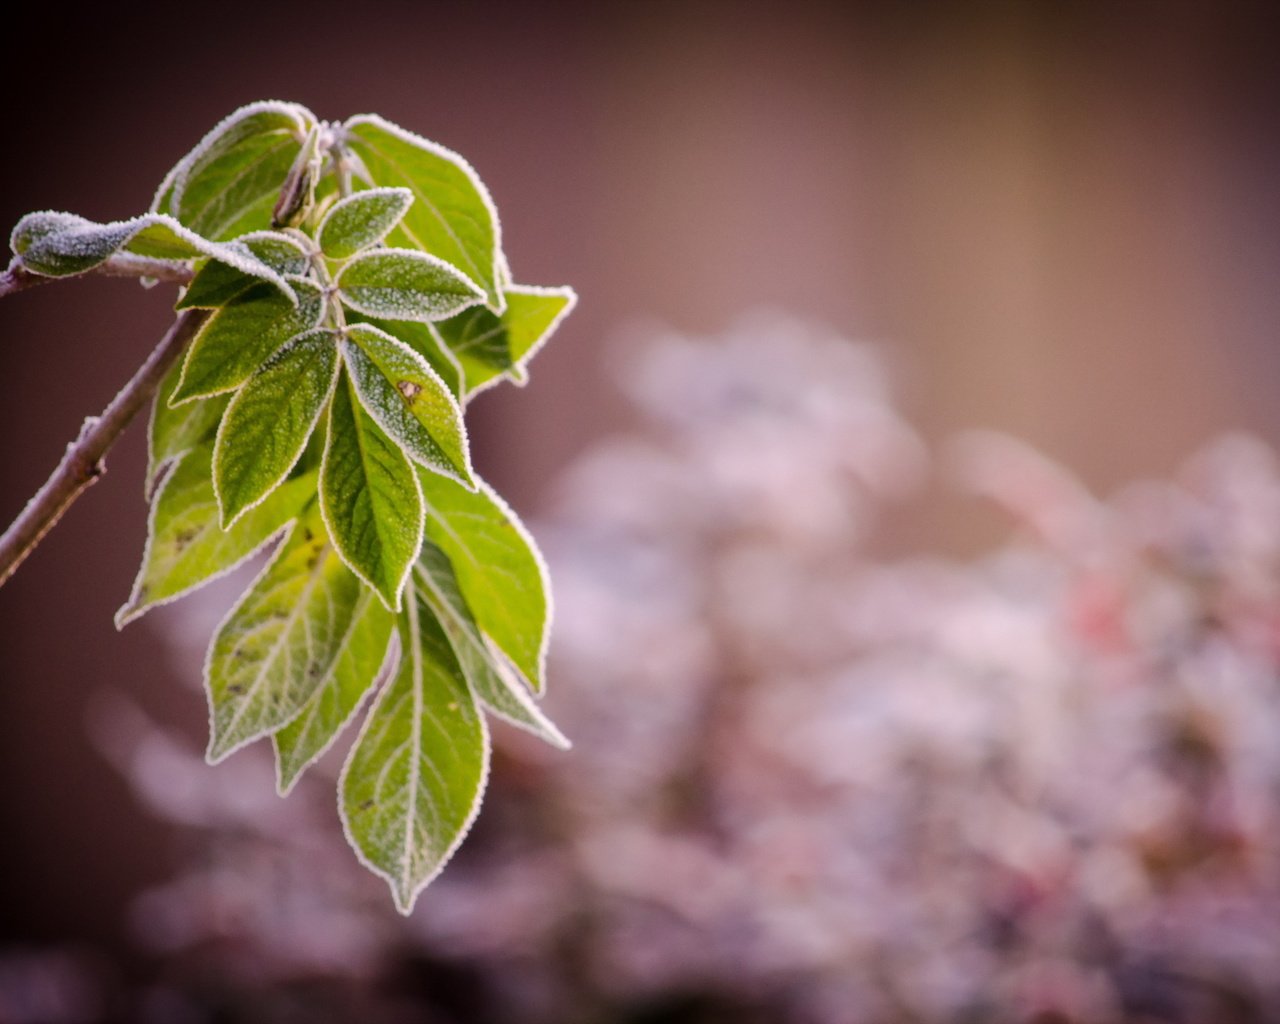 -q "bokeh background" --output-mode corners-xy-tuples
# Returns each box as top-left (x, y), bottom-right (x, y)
(4, 3), (1280, 1022)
